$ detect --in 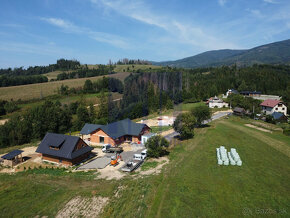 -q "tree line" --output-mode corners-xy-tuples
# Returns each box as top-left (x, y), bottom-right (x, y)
(58, 77), (124, 96)
(115, 58), (151, 65)
(0, 75), (48, 87)
(0, 59), (80, 76)
(55, 65), (114, 81)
